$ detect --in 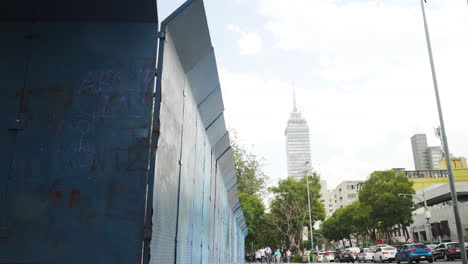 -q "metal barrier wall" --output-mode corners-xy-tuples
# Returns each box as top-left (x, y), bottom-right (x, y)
(0, 0), (245, 263)
(0, 1), (158, 262)
(149, 0), (247, 263)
